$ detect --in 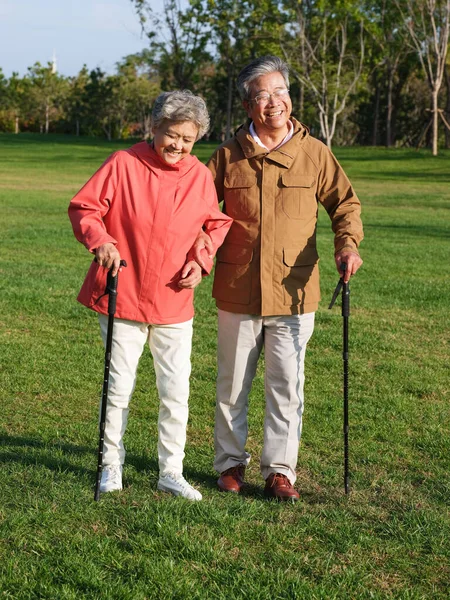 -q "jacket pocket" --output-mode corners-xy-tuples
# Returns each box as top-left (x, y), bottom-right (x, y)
(282, 246), (320, 307)
(283, 246), (318, 267)
(88, 261), (108, 307)
(213, 243), (254, 305)
(224, 174), (259, 221)
(216, 244), (253, 264)
(280, 174), (316, 220)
